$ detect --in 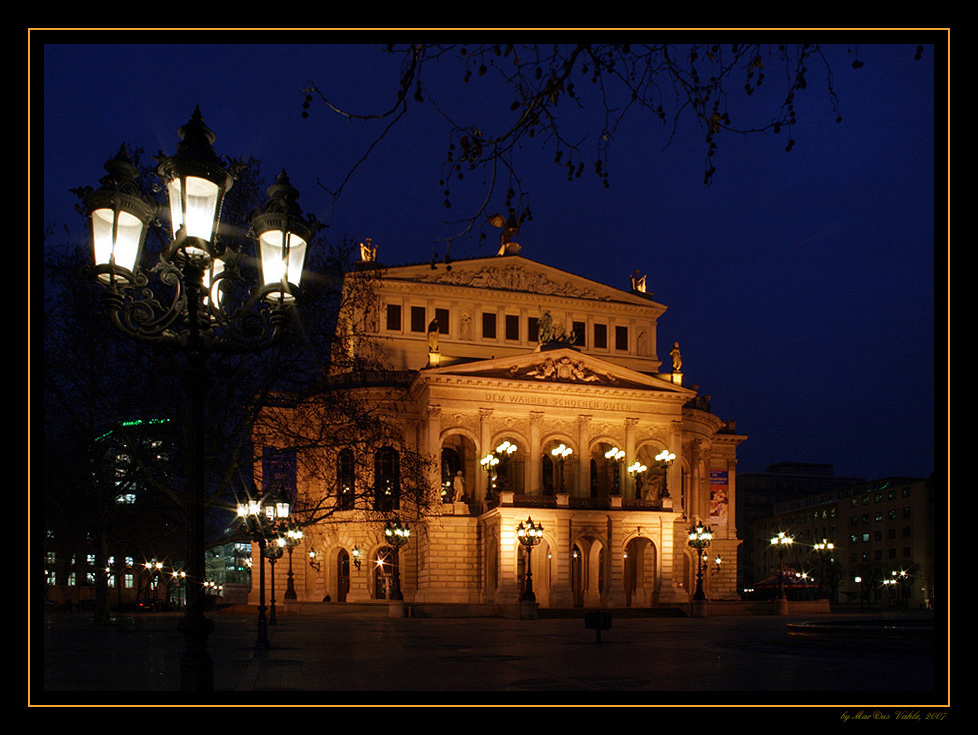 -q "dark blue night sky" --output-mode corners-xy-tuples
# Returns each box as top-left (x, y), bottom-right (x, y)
(39, 34), (942, 482)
